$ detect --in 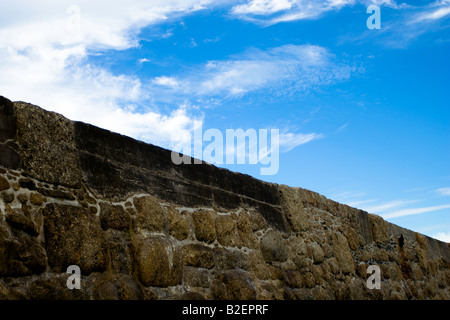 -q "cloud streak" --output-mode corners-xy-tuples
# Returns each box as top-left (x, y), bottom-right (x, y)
(230, 0), (356, 25)
(436, 187), (450, 196)
(382, 204), (450, 219)
(431, 232), (450, 243)
(150, 44), (355, 99)
(228, 0), (410, 25)
(344, 0), (450, 48)
(362, 200), (419, 214)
